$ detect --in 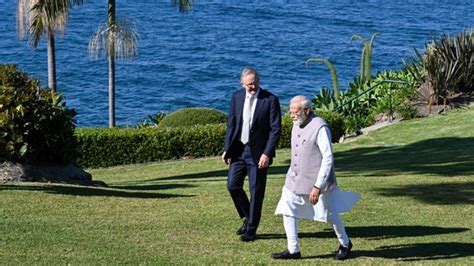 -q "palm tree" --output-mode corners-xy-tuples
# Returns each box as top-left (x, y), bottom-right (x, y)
(88, 0), (138, 128)
(89, 0), (192, 128)
(17, 0), (85, 92)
